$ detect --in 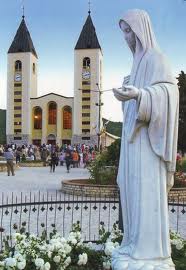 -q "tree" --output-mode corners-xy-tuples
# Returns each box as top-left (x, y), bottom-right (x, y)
(177, 71), (186, 153)
(102, 118), (122, 137)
